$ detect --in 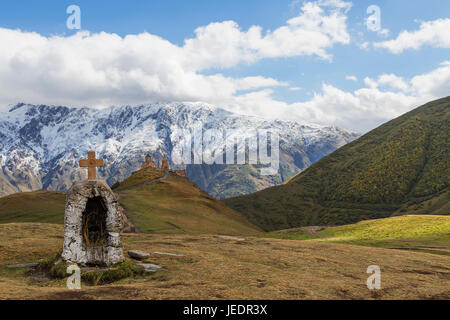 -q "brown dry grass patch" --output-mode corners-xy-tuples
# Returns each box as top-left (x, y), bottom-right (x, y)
(0, 223), (449, 300)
